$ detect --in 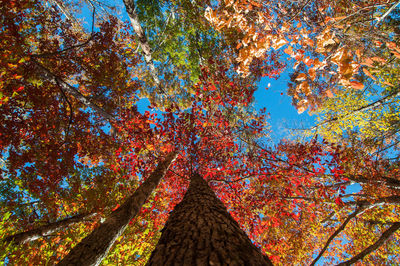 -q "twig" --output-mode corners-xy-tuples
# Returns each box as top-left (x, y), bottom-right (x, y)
(336, 222), (400, 265)
(33, 5), (96, 58)
(310, 205), (365, 266)
(374, 0), (400, 27)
